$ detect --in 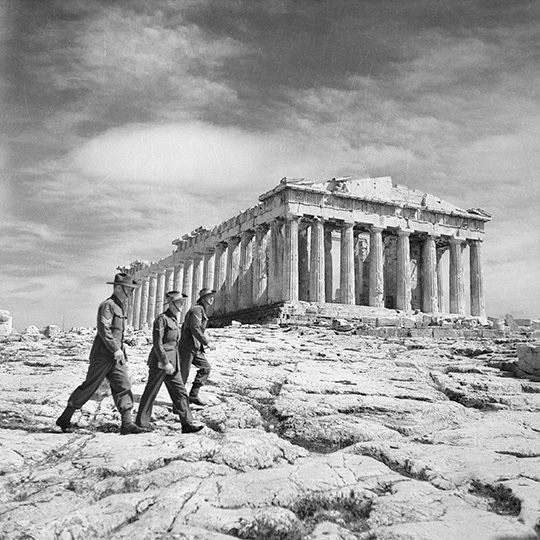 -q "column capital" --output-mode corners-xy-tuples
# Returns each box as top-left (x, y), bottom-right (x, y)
(241, 229), (254, 240)
(397, 228), (413, 237)
(341, 221), (355, 229)
(449, 236), (465, 244)
(371, 226), (384, 233)
(227, 235), (241, 247)
(284, 212), (302, 222)
(255, 223), (269, 233)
